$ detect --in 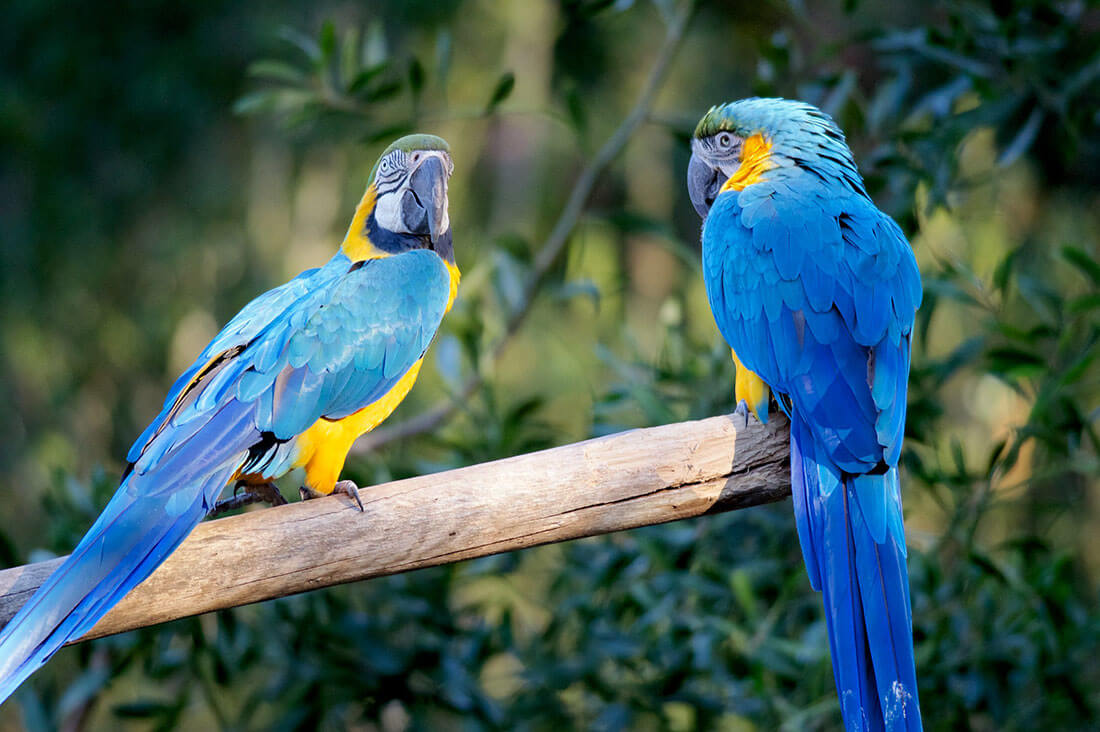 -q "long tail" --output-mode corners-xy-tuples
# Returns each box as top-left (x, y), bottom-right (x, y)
(789, 415), (922, 731)
(0, 400), (255, 704)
